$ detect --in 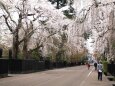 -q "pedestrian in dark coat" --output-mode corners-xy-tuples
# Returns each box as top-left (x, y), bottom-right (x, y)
(94, 62), (97, 70)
